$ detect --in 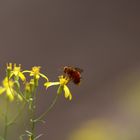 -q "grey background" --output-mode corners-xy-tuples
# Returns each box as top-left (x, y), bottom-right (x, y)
(0, 0), (140, 140)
